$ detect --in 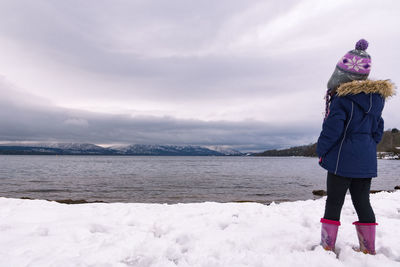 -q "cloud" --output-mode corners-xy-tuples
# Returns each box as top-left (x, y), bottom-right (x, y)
(0, 80), (319, 151)
(64, 118), (89, 127)
(0, 0), (399, 148)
